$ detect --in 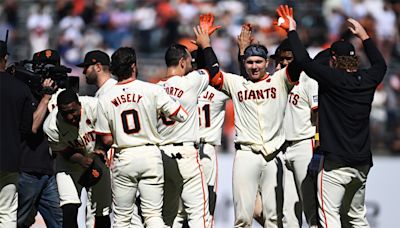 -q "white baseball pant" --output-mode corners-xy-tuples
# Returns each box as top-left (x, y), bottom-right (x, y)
(318, 158), (370, 228)
(0, 172), (19, 228)
(172, 143), (218, 227)
(56, 171), (84, 207)
(112, 145), (165, 228)
(282, 138), (318, 227)
(278, 152), (301, 227)
(160, 144), (211, 228)
(233, 147), (283, 228)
